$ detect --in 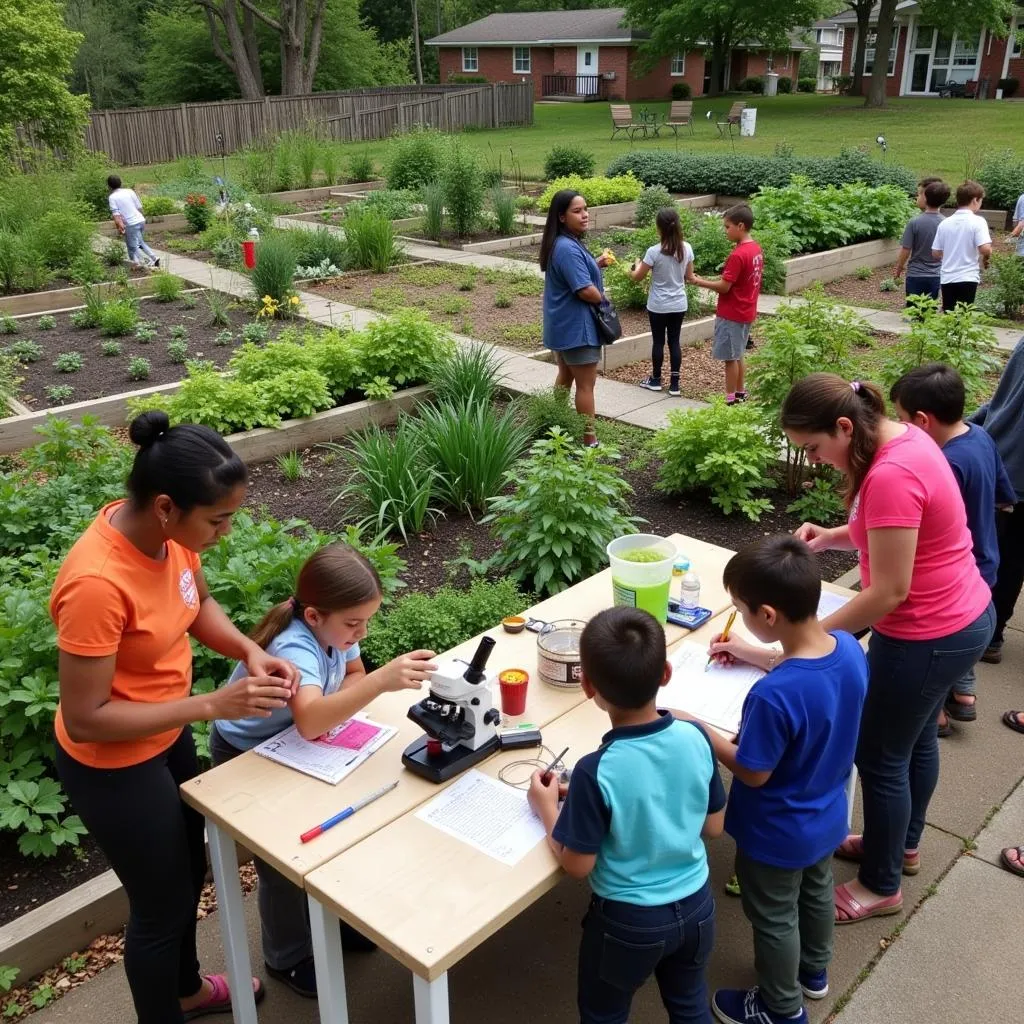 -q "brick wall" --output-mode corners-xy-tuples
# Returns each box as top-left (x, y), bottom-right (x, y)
(839, 26), (904, 95)
(438, 45), (550, 100)
(977, 33), (1007, 95)
(627, 50), (705, 100)
(1007, 56), (1024, 84)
